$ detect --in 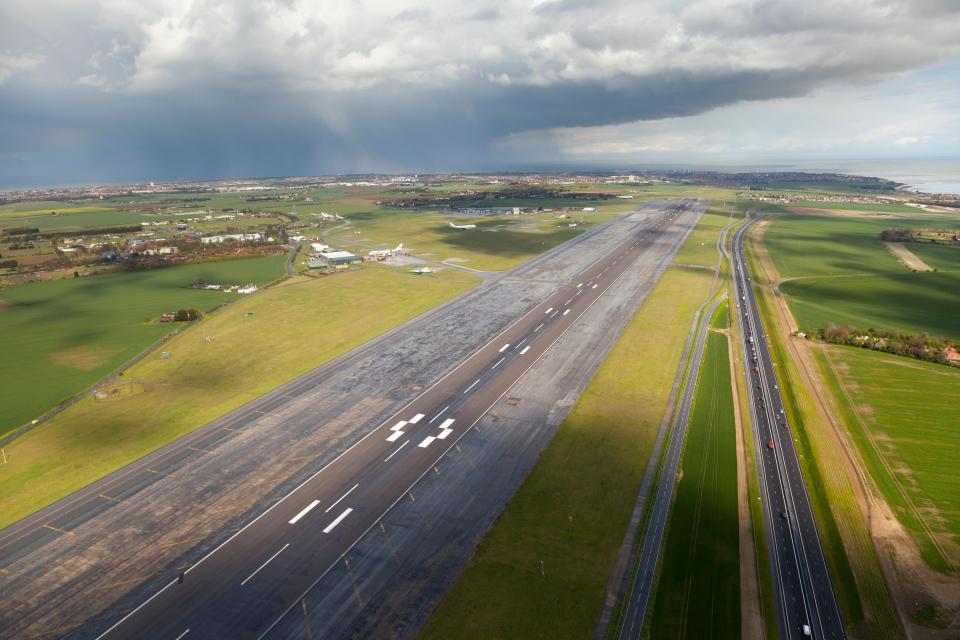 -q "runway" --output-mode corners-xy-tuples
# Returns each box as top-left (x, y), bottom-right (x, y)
(731, 217), (845, 639)
(0, 200), (703, 639)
